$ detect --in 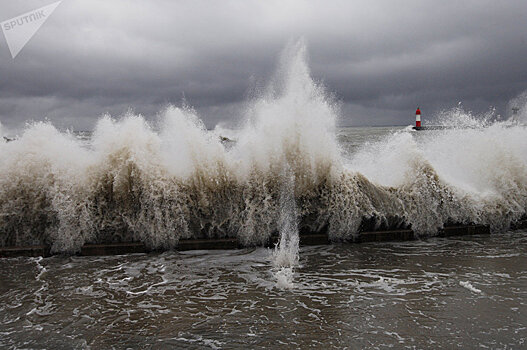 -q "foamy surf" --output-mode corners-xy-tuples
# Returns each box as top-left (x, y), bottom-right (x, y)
(1, 41), (527, 253)
(459, 281), (482, 294)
